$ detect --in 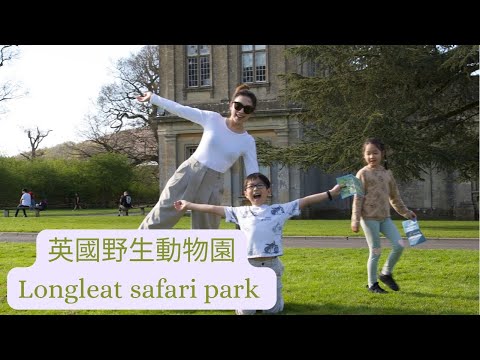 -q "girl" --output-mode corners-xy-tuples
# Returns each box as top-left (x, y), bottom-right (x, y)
(136, 84), (259, 230)
(351, 138), (416, 293)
